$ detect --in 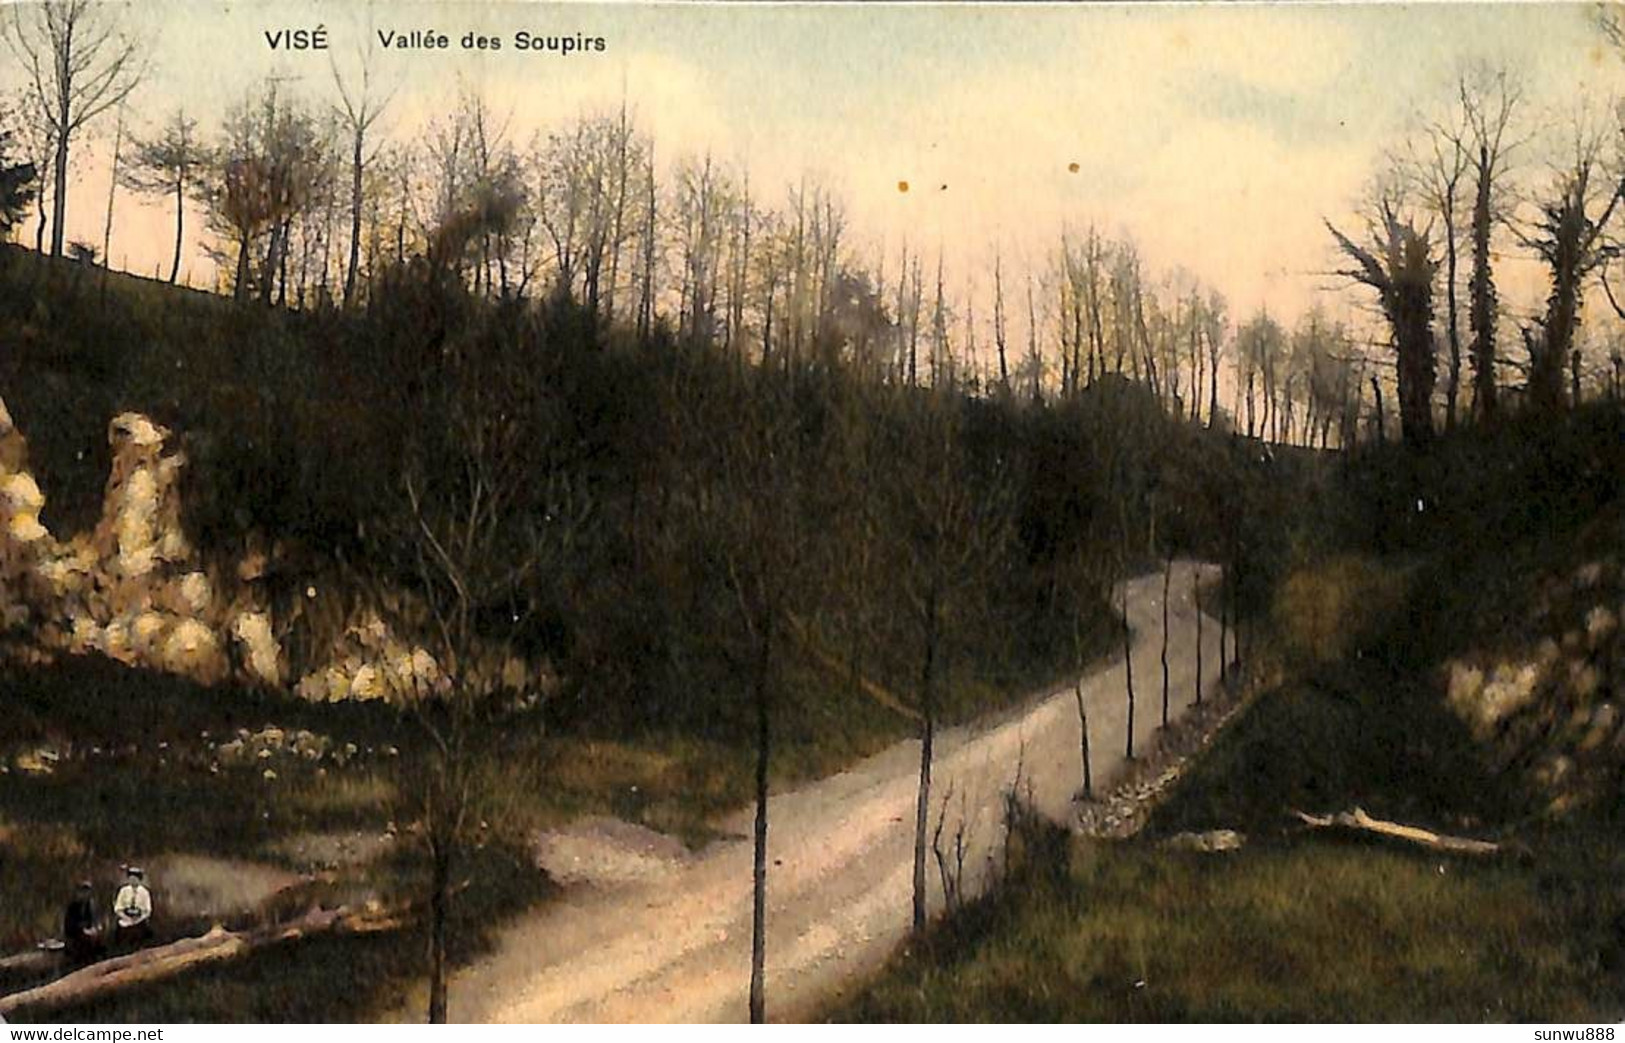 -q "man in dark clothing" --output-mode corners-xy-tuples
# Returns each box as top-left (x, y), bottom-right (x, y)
(63, 881), (101, 965)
